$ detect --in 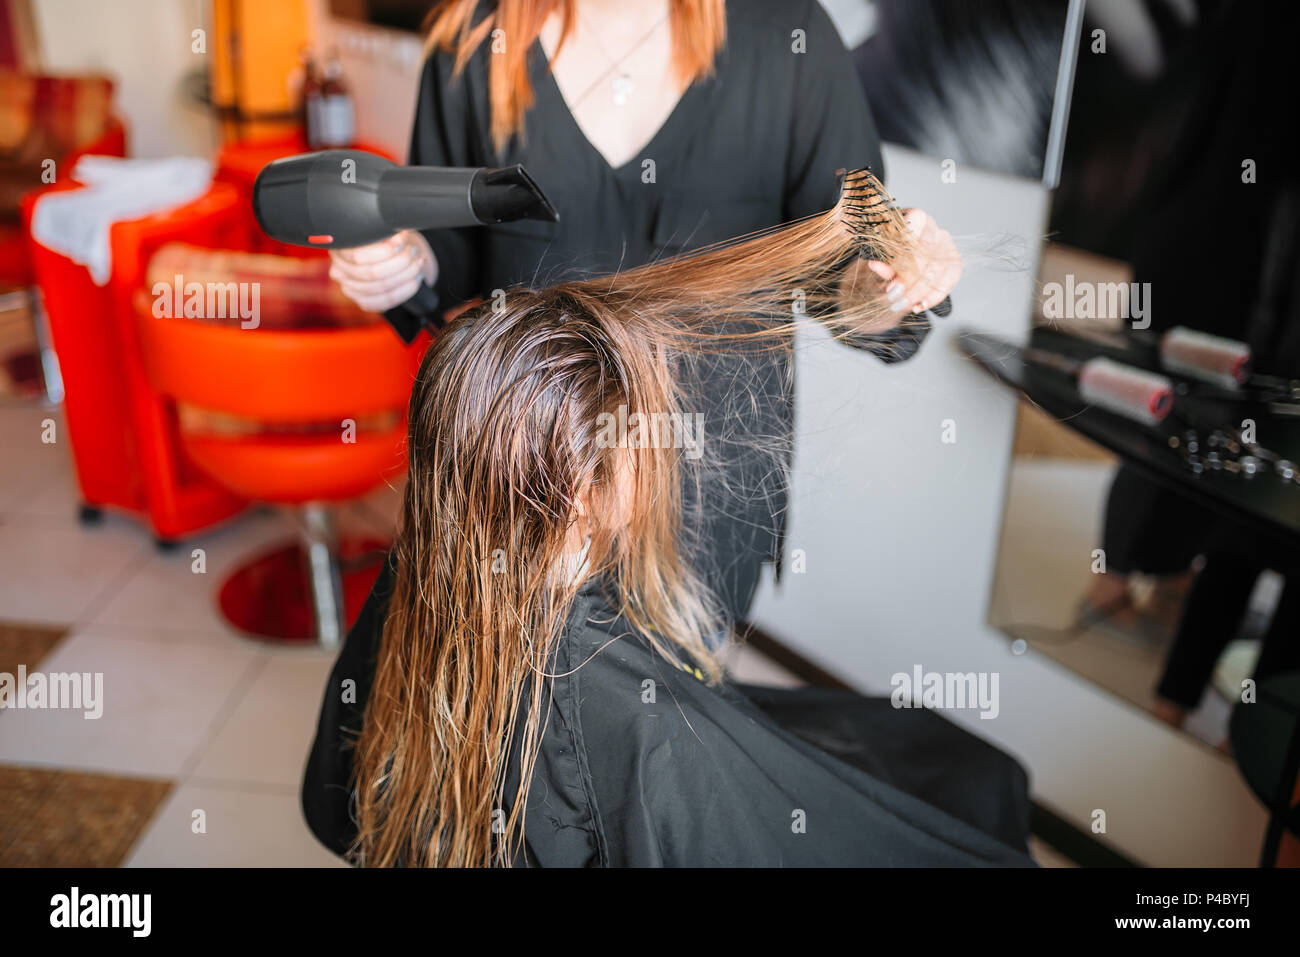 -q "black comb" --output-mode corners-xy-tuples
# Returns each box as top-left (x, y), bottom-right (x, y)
(836, 168), (953, 319)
